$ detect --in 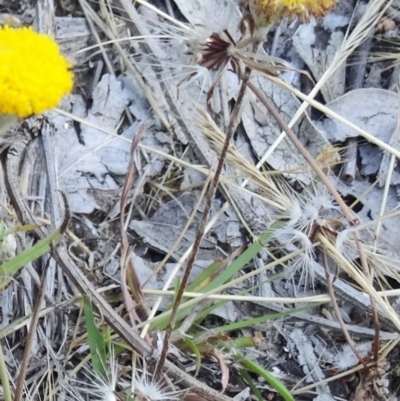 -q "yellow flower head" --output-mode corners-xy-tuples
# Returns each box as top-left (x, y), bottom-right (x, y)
(249, 0), (338, 27)
(0, 26), (73, 118)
